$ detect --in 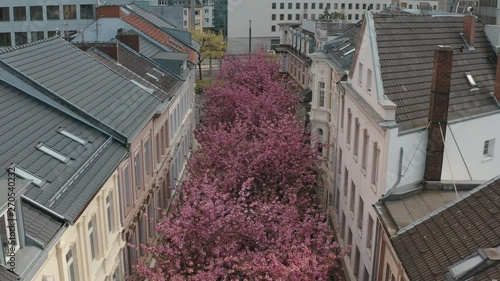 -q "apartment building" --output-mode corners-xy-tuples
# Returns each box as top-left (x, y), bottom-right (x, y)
(0, 0), (97, 48)
(226, 0), (389, 54)
(329, 12), (500, 280)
